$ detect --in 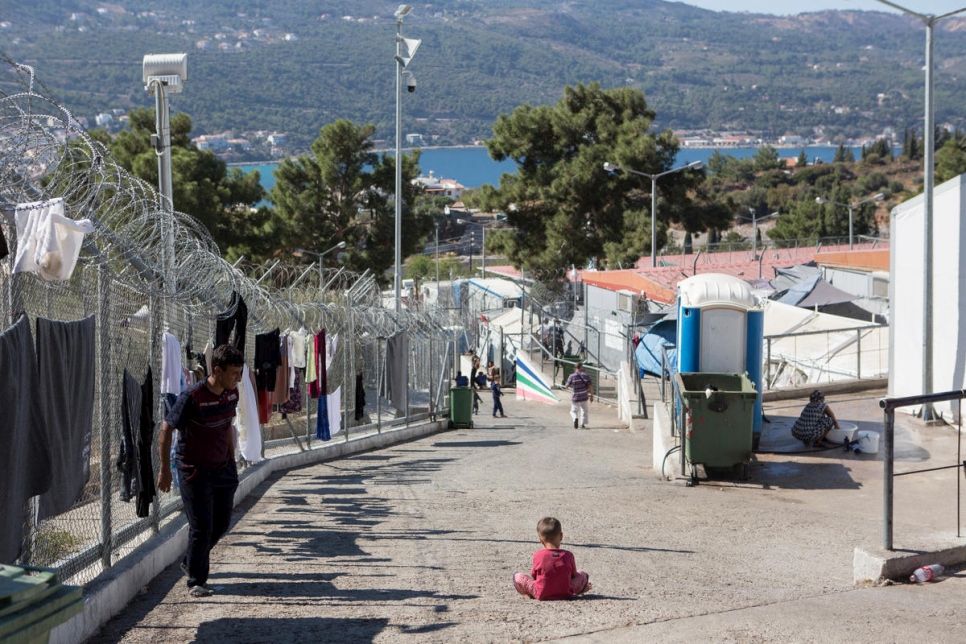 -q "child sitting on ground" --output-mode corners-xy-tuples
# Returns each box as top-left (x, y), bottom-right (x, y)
(513, 517), (592, 600)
